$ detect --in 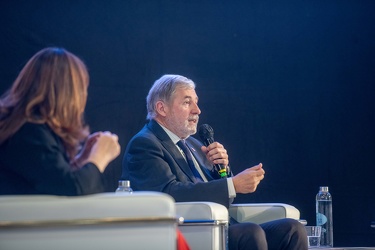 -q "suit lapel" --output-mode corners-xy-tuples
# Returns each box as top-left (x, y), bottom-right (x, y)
(147, 120), (198, 182)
